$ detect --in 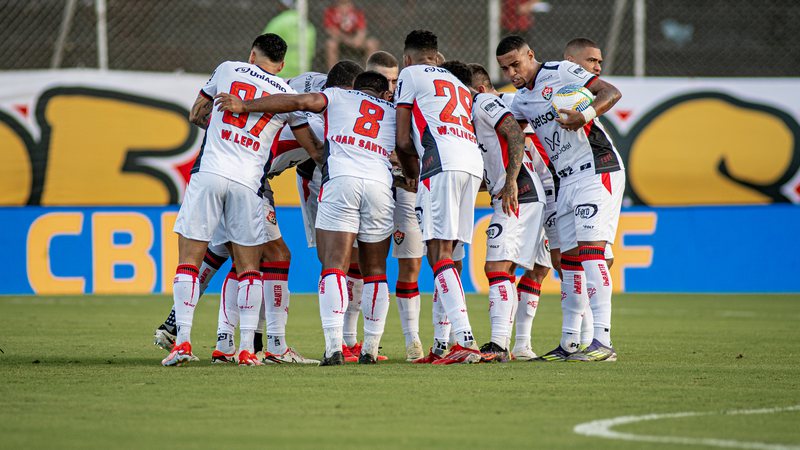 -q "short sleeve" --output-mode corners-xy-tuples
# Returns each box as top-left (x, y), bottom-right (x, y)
(509, 94), (525, 121)
(478, 95), (513, 129)
(559, 61), (597, 88)
(287, 110), (310, 129)
(201, 62), (225, 99)
(394, 68), (415, 108)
